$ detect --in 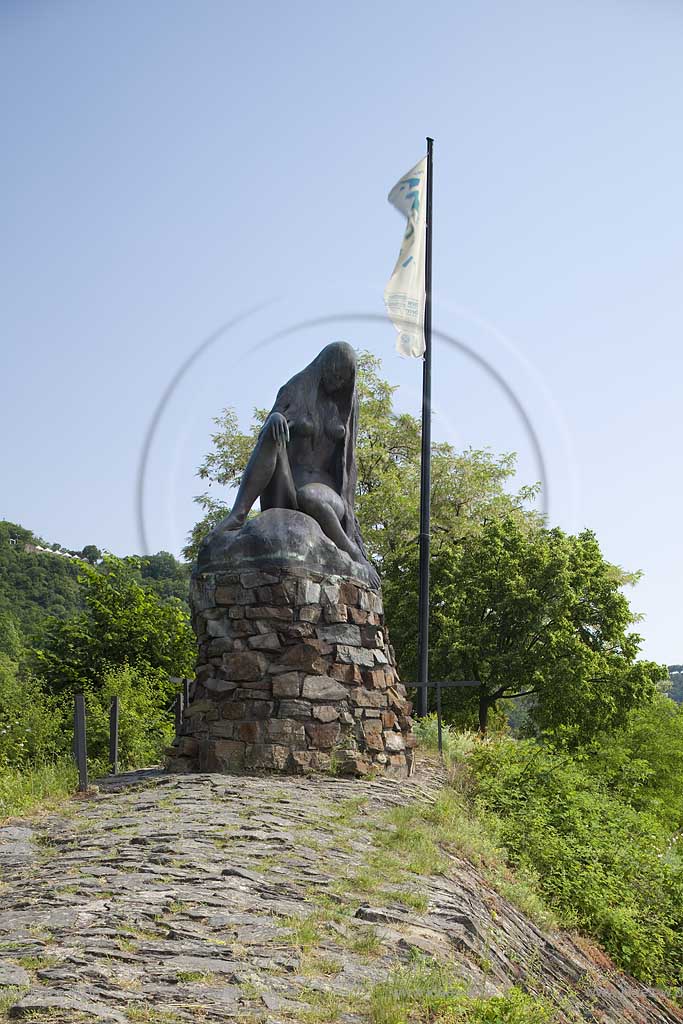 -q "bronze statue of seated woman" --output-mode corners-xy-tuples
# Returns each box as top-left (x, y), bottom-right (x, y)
(219, 342), (379, 587)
